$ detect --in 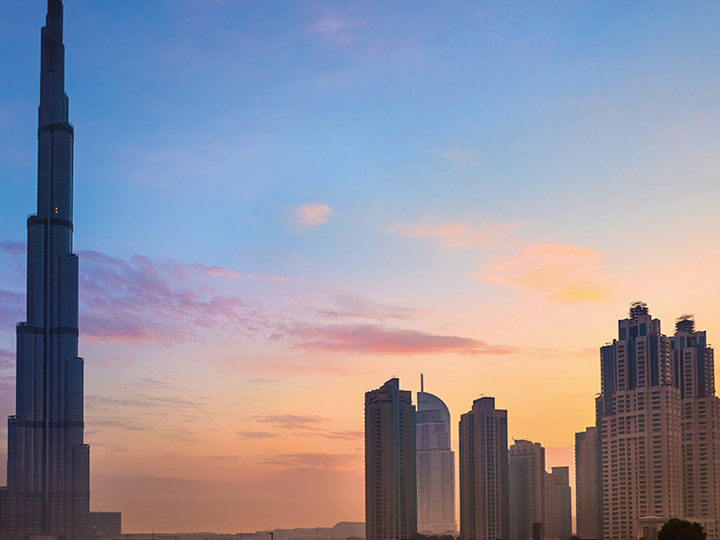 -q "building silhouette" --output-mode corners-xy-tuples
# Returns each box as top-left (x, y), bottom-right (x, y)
(596, 303), (720, 540)
(0, 1), (90, 539)
(459, 397), (509, 540)
(574, 427), (599, 540)
(544, 467), (571, 540)
(416, 375), (456, 535)
(365, 378), (417, 540)
(508, 440), (545, 540)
